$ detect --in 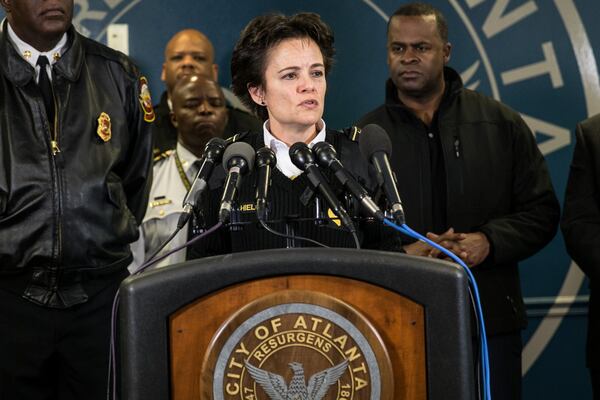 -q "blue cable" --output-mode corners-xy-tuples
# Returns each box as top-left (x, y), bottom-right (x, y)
(384, 219), (491, 400)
